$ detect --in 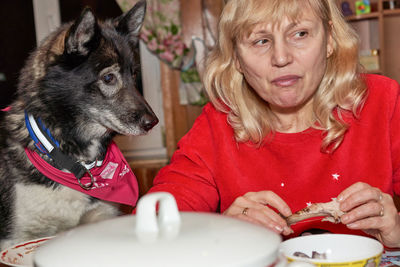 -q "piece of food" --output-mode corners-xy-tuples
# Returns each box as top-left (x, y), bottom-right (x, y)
(286, 198), (345, 225)
(312, 251), (327, 259)
(293, 251), (310, 258)
(293, 251), (327, 259)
